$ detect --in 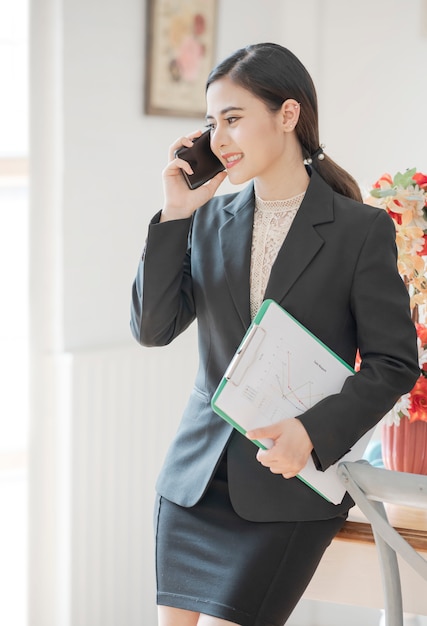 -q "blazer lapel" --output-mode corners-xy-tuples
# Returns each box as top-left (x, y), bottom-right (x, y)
(264, 169), (335, 304)
(218, 184), (255, 330)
